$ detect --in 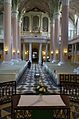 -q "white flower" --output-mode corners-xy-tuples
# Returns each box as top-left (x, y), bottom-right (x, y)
(39, 88), (43, 92)
(37, 86), (40, 89)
